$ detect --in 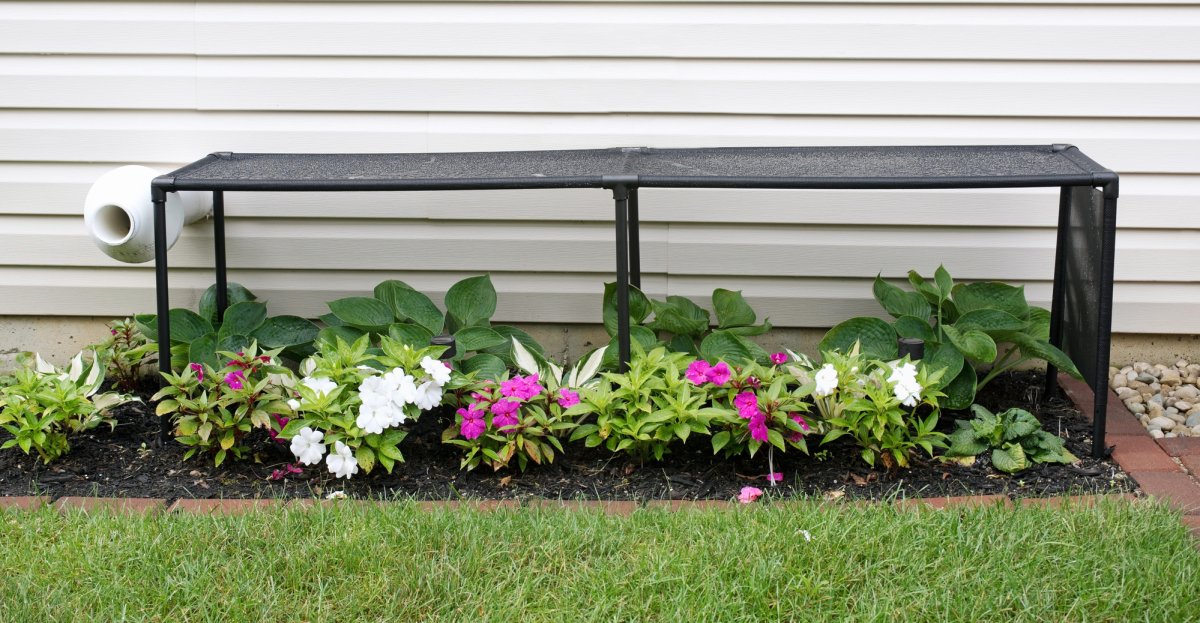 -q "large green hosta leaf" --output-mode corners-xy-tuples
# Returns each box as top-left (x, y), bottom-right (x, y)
(873, 275), (931, 320)
(952, 282), (1029, 318)
(942, 324), (997, 363)
(819, 317), (897, 360)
